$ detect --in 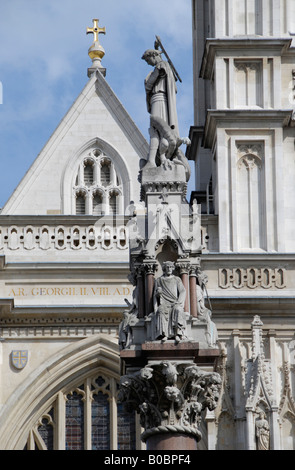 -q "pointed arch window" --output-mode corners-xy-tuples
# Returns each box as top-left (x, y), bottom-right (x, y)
(36, 411), (54, 451)
(93, 191), (103, 216)
(74, 148), (123, 216)
(23, 373), (137, 450)
(75, 191), (86, 215)
(109, 191), (118, 215)
(100, 159), (111, 187)
(83, 160), (94, 187)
